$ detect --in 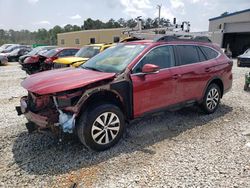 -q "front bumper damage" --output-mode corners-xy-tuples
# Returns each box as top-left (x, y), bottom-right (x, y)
(16, 81), (119, 137)
(16, 96), (76, 134)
